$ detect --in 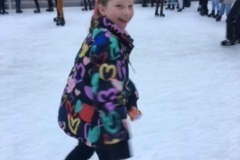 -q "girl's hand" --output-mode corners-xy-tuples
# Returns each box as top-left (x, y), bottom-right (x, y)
(128, 106), (142, 121)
